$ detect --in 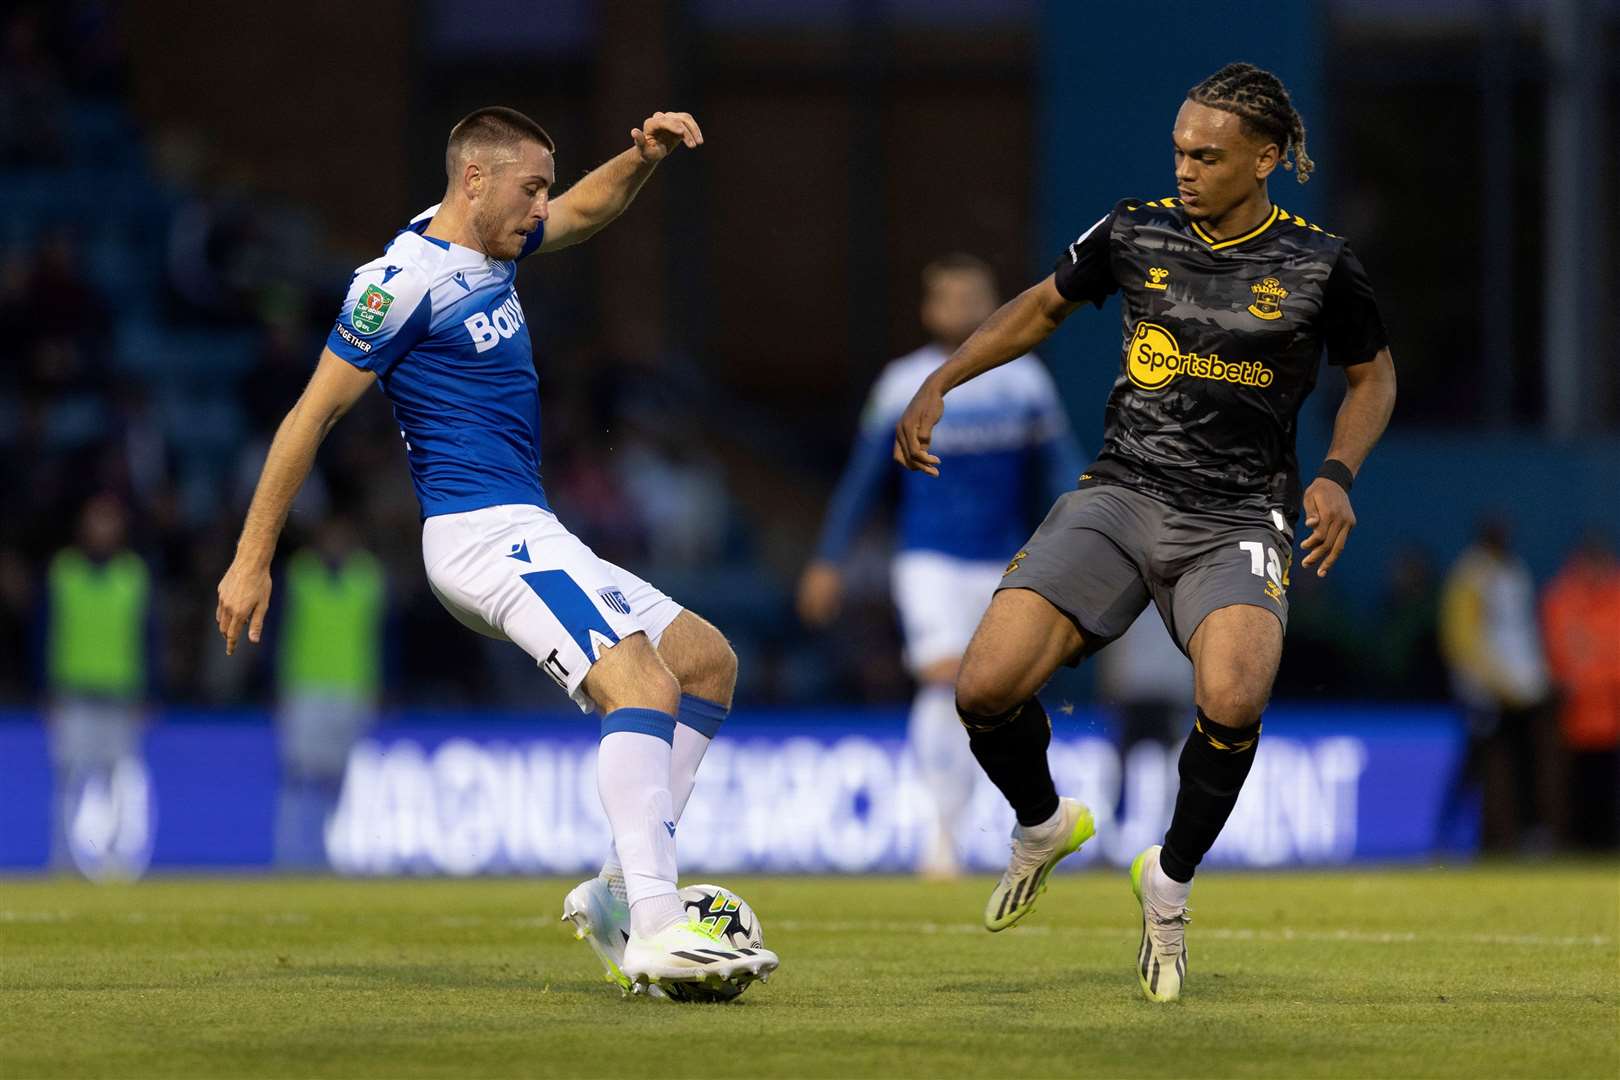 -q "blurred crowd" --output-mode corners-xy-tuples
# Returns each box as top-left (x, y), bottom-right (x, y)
(0, 6), (799, 713)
